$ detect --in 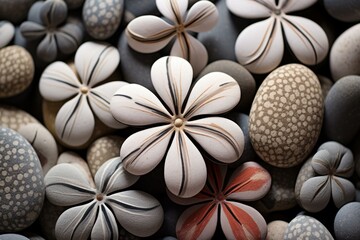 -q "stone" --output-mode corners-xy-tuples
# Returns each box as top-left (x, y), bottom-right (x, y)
(0, 234), (29, 240)
(38, 199), (67, 240)
(0, 0), (36, 24)
(266, 220), (288, 240)
(0, 105), (38, 131)
(334, 202), (360, 240)
(64, 0), (84, 9)
(318, 75), (333, 101)
(124, 0), (159, 18)
(0, 21), (15, 48)
(324, 0), (360, 22)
